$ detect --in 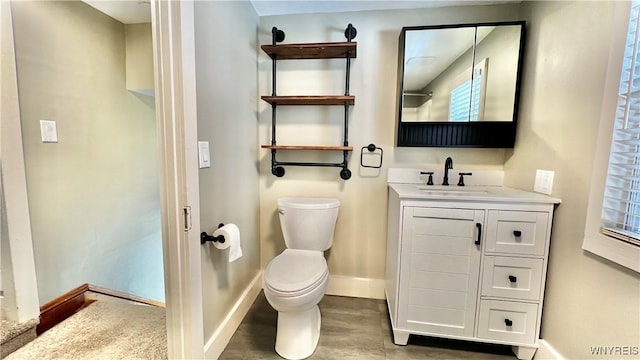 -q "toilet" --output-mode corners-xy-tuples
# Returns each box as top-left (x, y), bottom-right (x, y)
(263, 197), (340, 360)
